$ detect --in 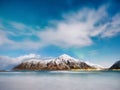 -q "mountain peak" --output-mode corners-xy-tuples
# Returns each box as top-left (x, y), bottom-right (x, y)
(58, 54), (73, 59)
